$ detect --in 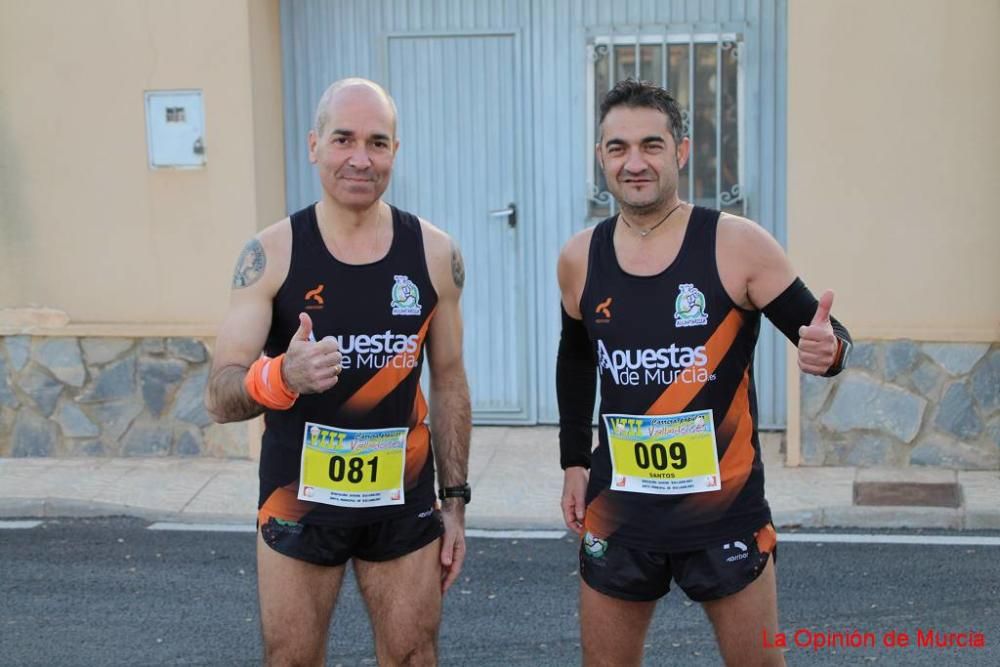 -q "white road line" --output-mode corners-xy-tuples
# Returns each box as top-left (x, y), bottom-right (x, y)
(466, 529), (567, 540)
(141, 524), (1000, 546)
(148, 522), (255, 533)
(781, 533), (1000, 546)
(0, 520), (43, 529)
(146, 523), (568, 539)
